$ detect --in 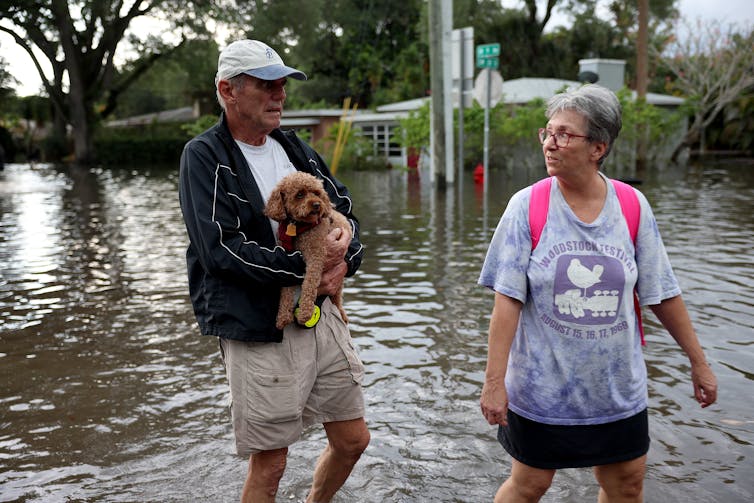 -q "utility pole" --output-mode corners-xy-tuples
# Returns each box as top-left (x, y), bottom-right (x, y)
(636, 0), (649, 171)
(428, 0), (453, 188)
(441, 0), (454, 186)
